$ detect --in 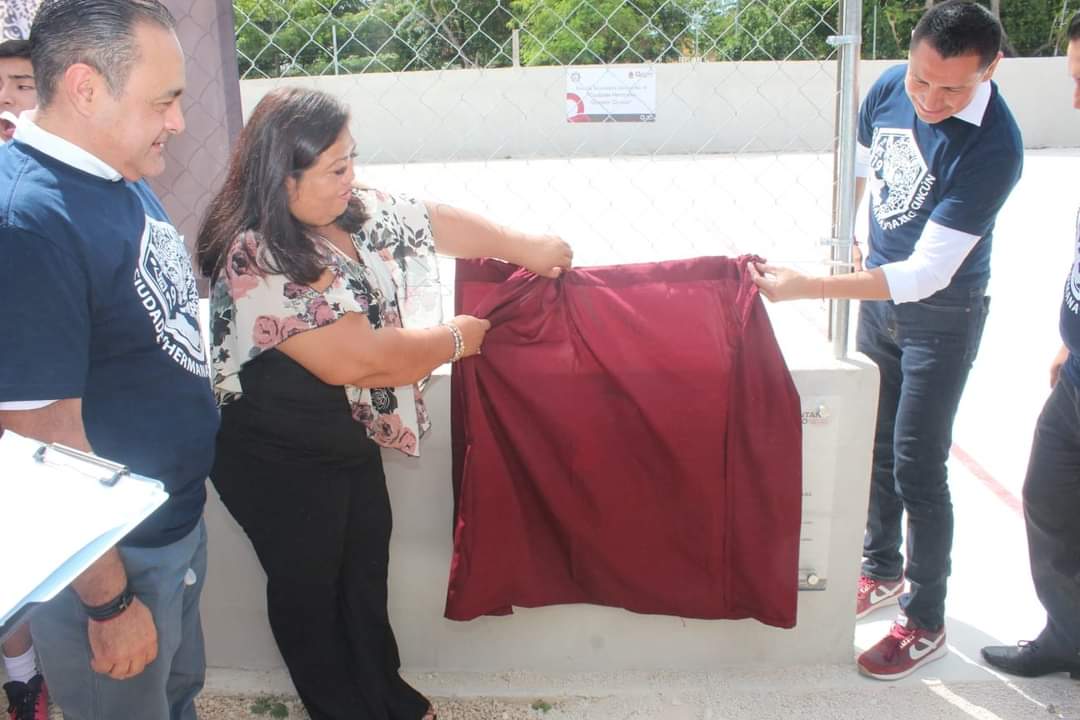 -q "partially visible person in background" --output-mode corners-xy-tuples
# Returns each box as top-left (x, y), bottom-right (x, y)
(0, 34), (48, 720)
(980, 11), (1080, 682)
(0, 39), (34, 142)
